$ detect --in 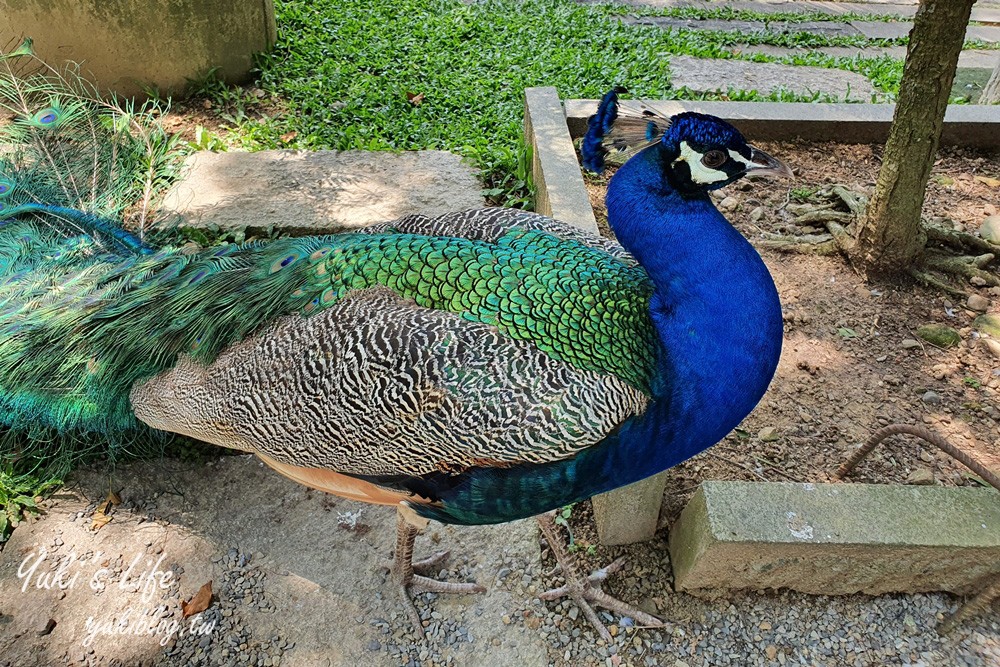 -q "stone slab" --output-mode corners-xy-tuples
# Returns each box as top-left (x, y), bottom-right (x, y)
(852, 20), (1000, 43)
(613, 0), (918, 18)
(734, 44), (1000, 70)
(591, 472), (669, 545)
(160, 149), (484, 234)
(0, 0), (276, 97)
(623, 15), (860, 36)
(669, 481), (1000, 595)
(668, 55), (880, 101)
(610, 0), (1000, 23)
(565, 99), (1000, 149)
